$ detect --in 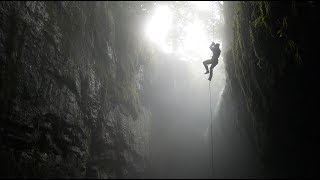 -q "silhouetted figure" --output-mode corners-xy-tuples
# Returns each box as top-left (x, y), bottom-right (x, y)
(203, 42), (221, 81)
